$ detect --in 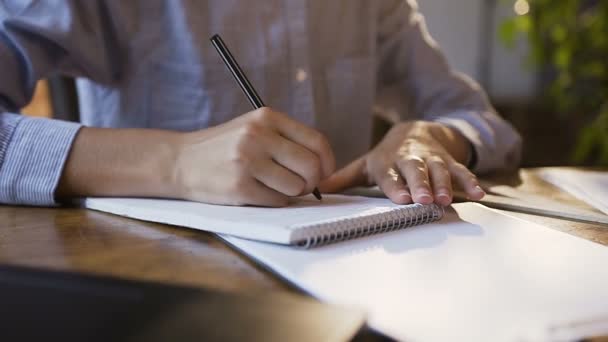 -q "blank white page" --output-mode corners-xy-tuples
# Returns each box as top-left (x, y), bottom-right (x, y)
(222, 203), (608, 341)
(85, 195), (418, 245)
